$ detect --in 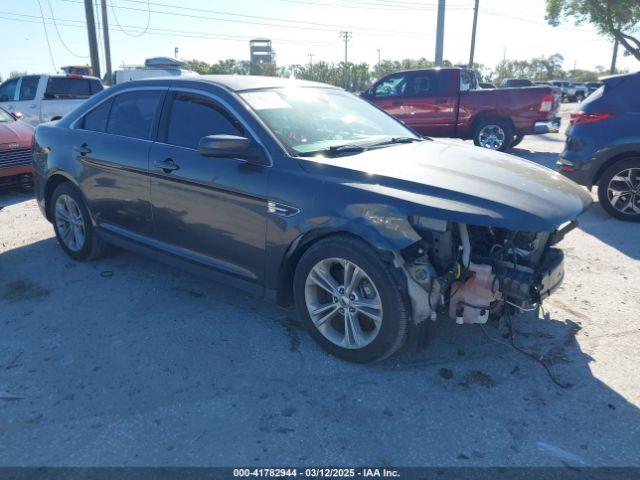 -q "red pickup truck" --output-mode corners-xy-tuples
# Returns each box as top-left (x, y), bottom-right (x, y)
(362, 67), (560, 151)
